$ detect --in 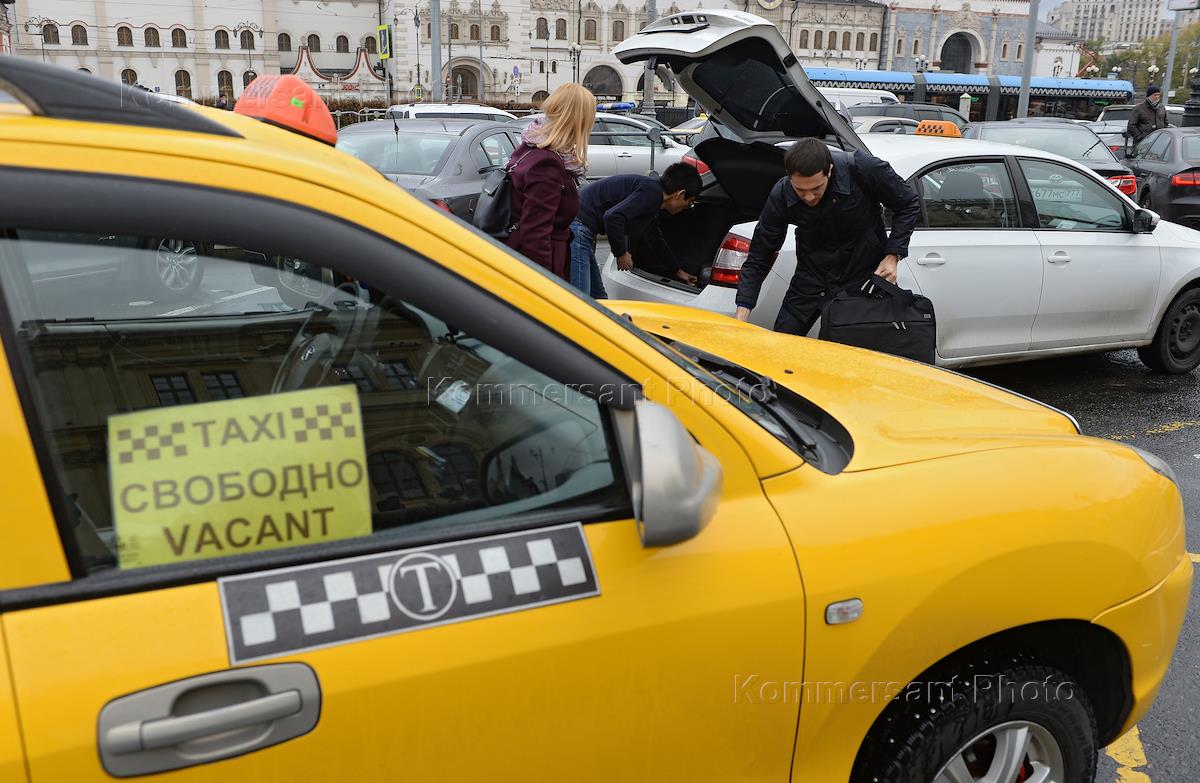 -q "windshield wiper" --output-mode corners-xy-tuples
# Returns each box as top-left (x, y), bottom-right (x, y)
(1080, 138), (1104, 158)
